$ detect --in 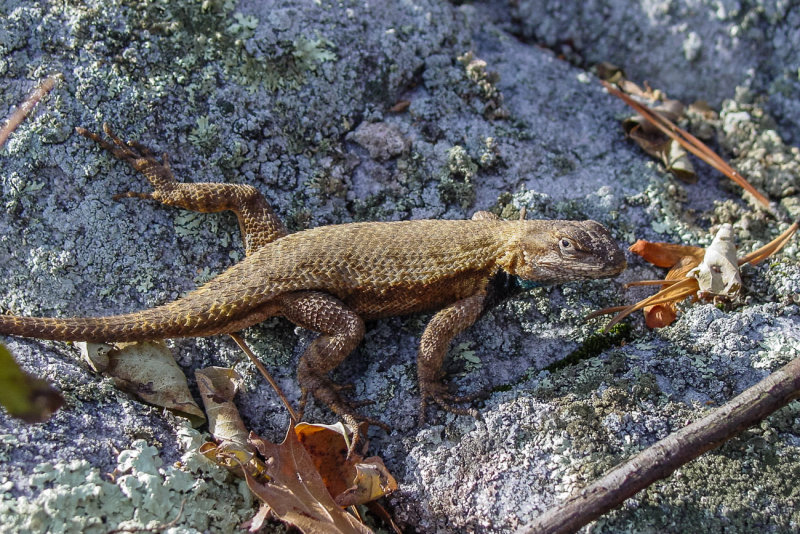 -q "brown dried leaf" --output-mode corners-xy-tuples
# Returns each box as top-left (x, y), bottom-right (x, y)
(245, 425), (373, 534)
(195, 367), (249, 446)
(295, 422), (397, 507)
(603, 80), (772, 209)
(199, 440), (269, 482)
(595, 62), (626, 84)
(81, 341), (205, 426)
(661, 139), (696, 183)
(643, 304), (678, 329)
(629, 240), (704, 268)
(595, 222), (797, 330)
(622, 96), (695, 183)
(0, 343), (63, 423)
(389, 100), (410, 113)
